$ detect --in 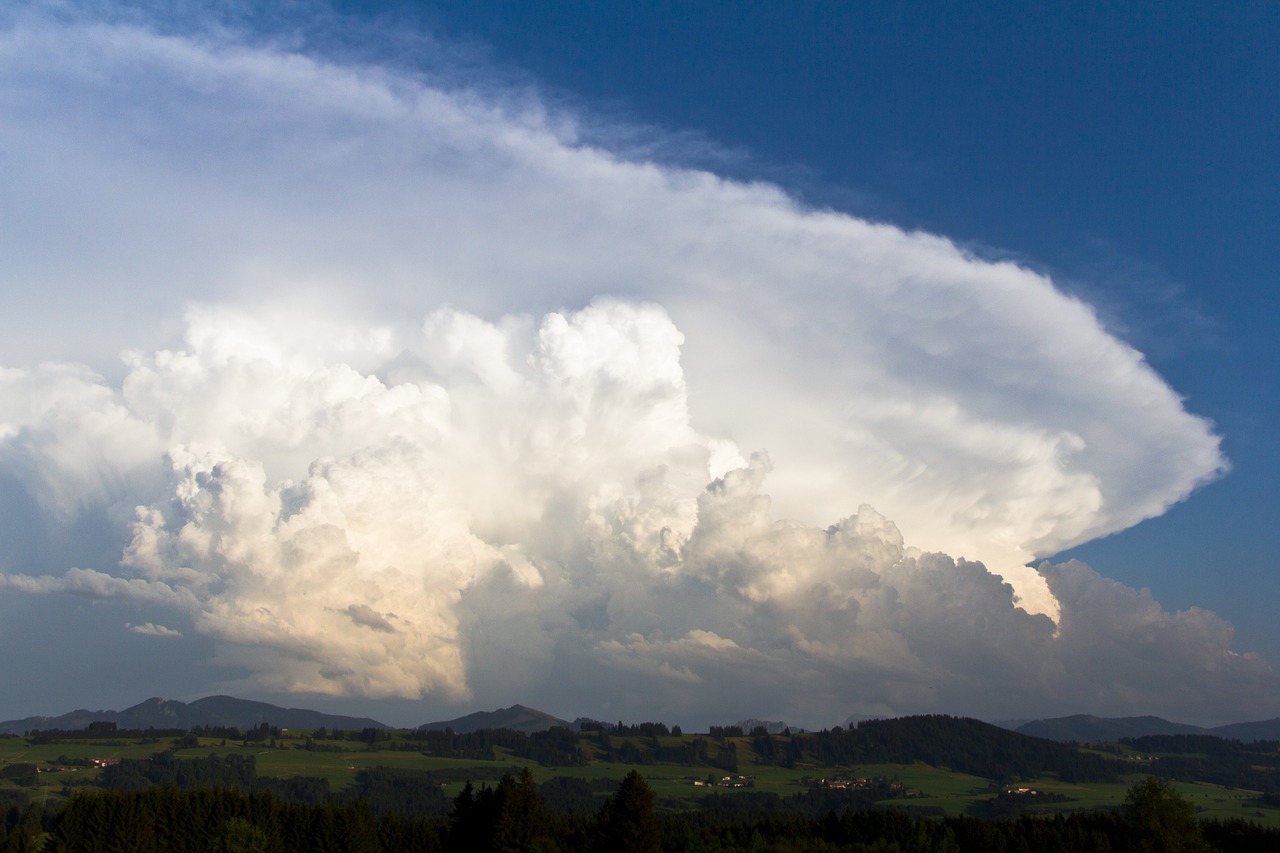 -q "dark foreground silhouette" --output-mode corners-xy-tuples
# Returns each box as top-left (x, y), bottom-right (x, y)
(3, 771), (1278, 852)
